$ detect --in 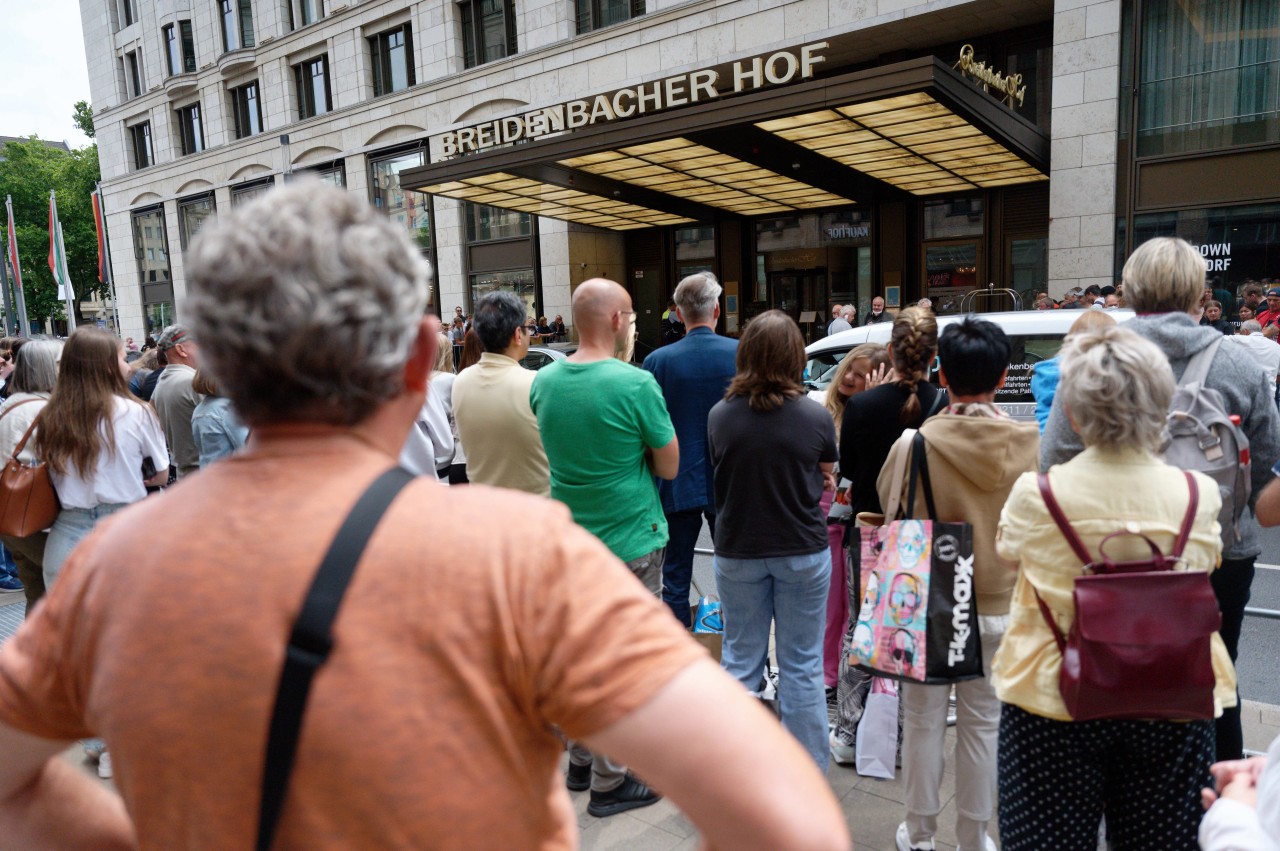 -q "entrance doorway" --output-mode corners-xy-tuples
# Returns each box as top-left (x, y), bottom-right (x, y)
(770, 268), (827, 343)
